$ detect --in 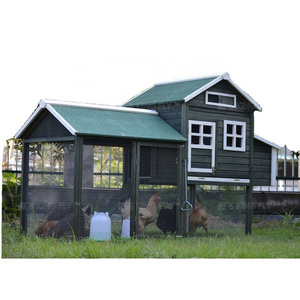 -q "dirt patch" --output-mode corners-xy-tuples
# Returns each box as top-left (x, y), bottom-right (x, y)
(207, 214), (243, 229)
